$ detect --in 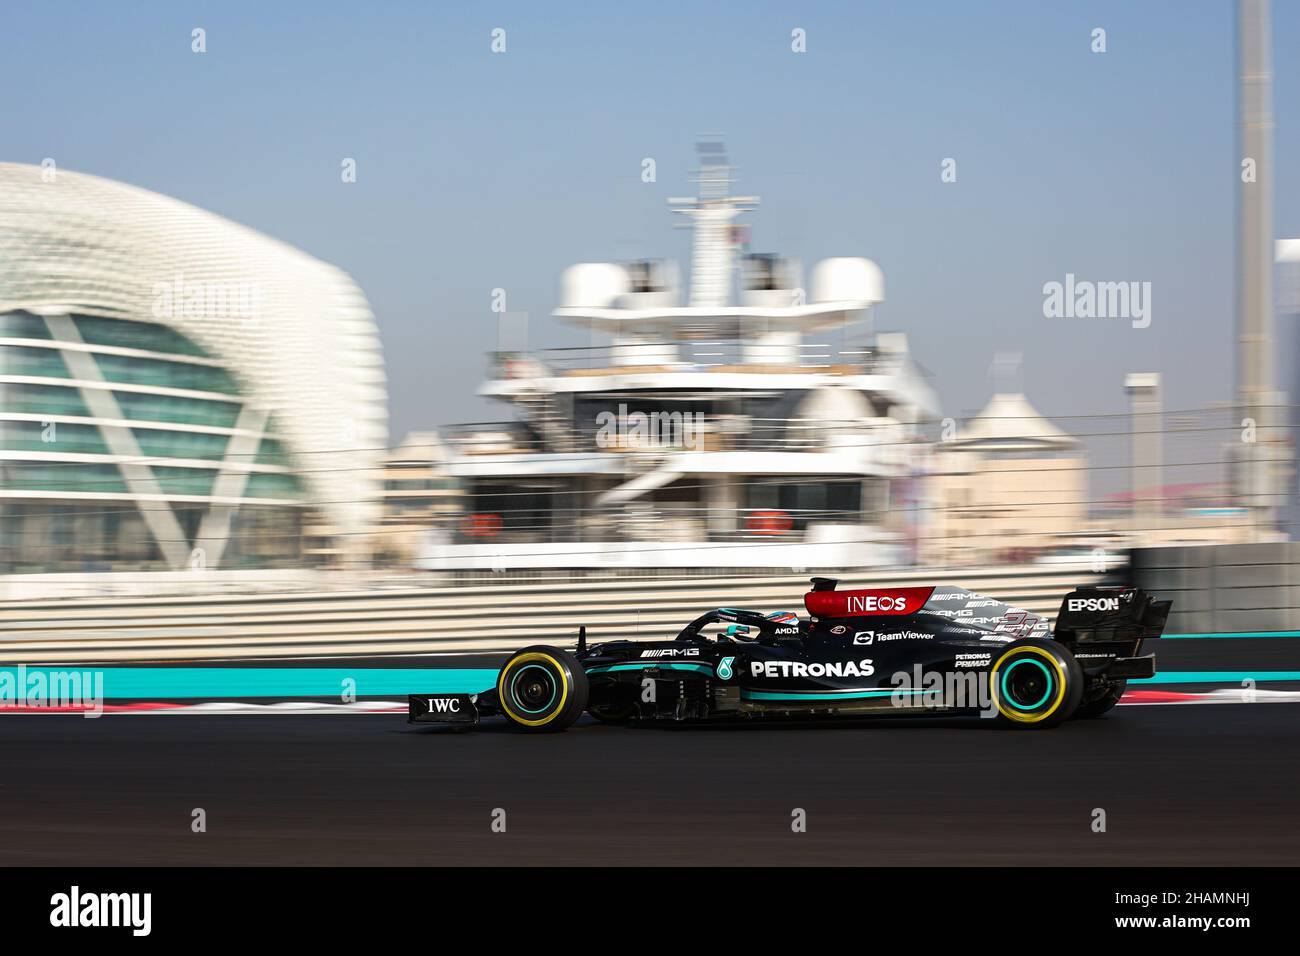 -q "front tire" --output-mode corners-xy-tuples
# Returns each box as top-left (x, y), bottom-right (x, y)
(497, 645), (589, 733)
(988, 639), (1083, 729)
